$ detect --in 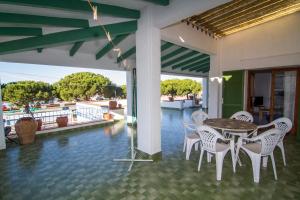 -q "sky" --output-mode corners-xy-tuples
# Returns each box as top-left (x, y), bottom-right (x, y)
(0, 62), (202, 85)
